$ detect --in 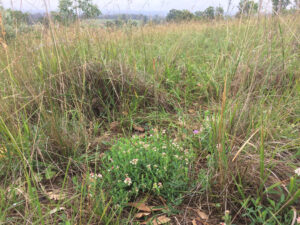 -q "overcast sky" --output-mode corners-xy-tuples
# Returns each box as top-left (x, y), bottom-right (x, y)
(1, 0), (272, 14)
